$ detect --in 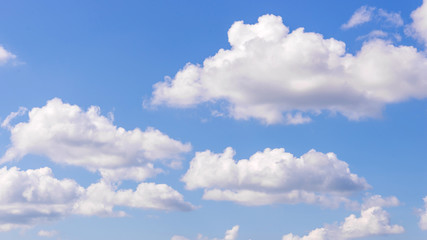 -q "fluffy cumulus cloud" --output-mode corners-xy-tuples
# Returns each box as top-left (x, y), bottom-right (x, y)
(282, 196), (403, 240)
(150, 14), (427, 124)
(419, 196), (427, 230)
(171, 225), (239, 240)
(181, 147), (369, 207)
(1, 98), (191, 182)
(0, 166), (195, 231)
(407, 0), (427, 47)
(73, 180), (195, 216)
(0, 166), (83, 231)
(0, 45), (16, 65)
(0, 99), (196, 231)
